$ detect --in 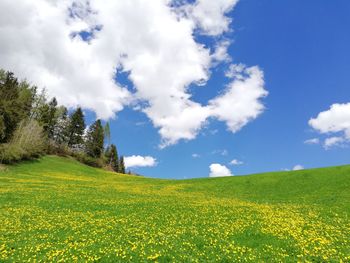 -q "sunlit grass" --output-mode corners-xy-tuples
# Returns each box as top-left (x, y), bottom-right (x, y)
(0, 156), (349, 262)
